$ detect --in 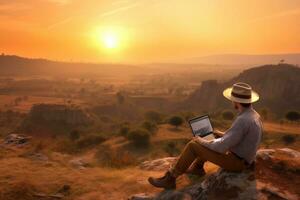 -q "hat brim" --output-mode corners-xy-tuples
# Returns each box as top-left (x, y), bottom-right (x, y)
(223, 87), (259, 104)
